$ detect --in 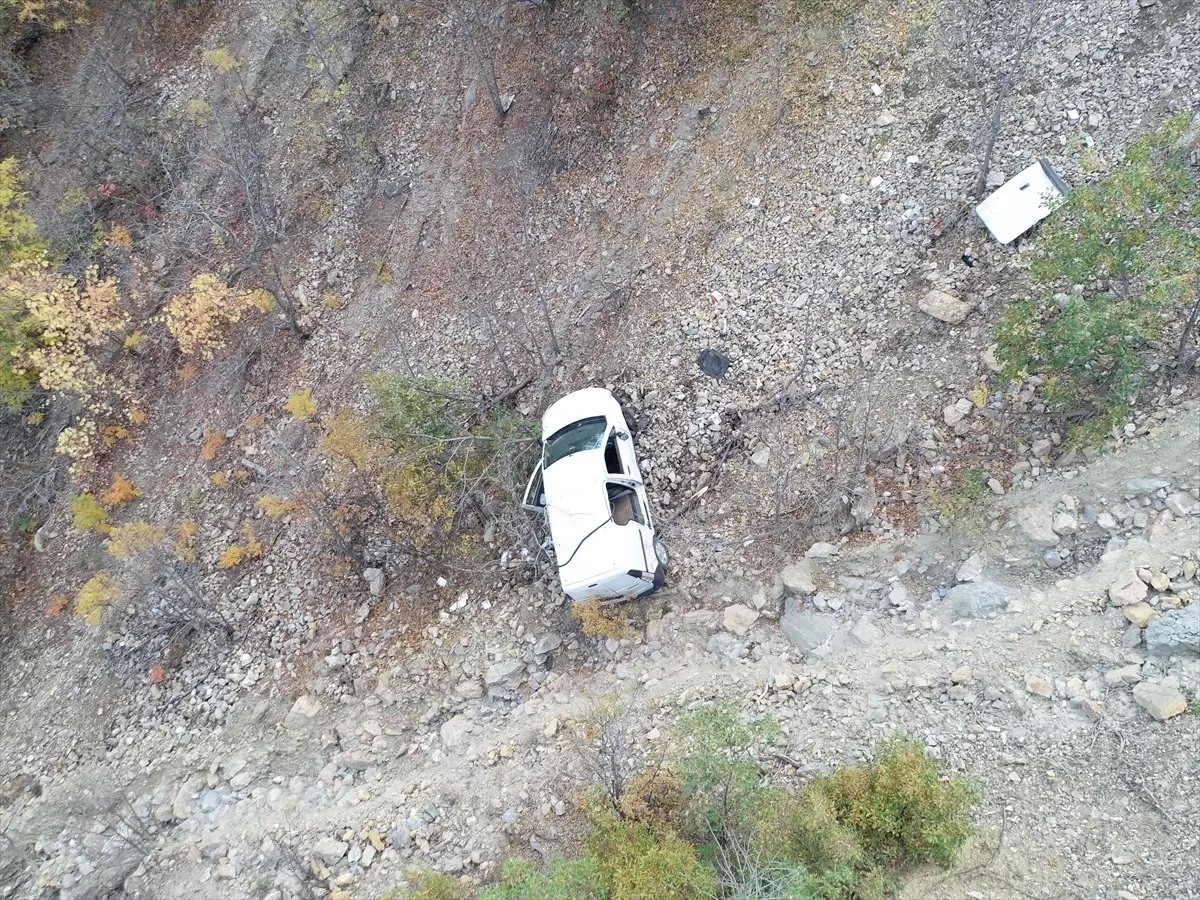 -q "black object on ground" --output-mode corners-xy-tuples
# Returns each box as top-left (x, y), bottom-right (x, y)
(698, 349), (730, 379)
